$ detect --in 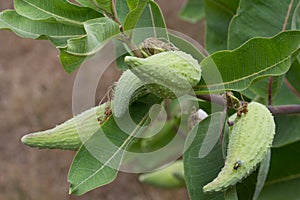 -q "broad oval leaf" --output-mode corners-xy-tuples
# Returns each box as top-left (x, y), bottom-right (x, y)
(292, 0), (300, 30)
(115, 0), (167, 70)
(68, 145), (118, 195)
(168, 33), (206, 62)
(124, 0), (148, 31)
(130, 1), (168, 43)
(68, 98), (160, 195)
(259, 141), (300, 199)
(195, 31), (300, 94)
(204, 0), (239, 53)
(180, 0), (205, 23)
(59, 17), (119, 73)
(272, 114), (300, 148)
(228, 0), (298, 101)
(243, 75), (285, 104)
(75, 0), (113, 14)
(285, 58), (300, 95)
(252, 150), (271, 200)
(61, 17), (119, 55)
(115, 0), (130, 24)
(0, 10), (85, 46)
(228, 0), (299, 49)
(184, 112), (225, 200)
(14, 0), (101, 26)
(127, 0), (139, 11)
